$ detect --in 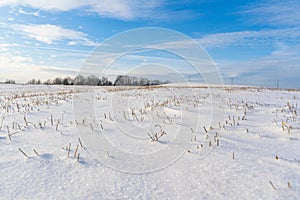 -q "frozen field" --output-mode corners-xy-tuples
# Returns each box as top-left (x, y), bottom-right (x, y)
(0, 84), (300, 199)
